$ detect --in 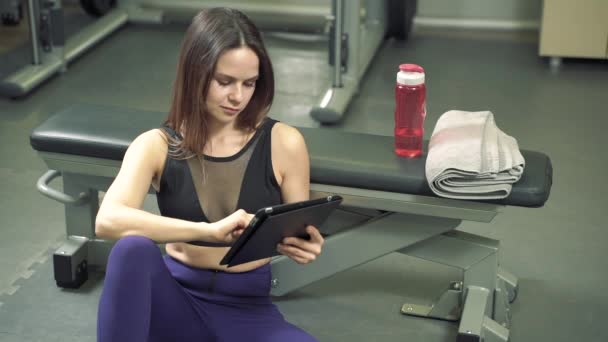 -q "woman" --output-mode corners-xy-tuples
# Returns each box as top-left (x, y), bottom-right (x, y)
(95, 8), (323, 342)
